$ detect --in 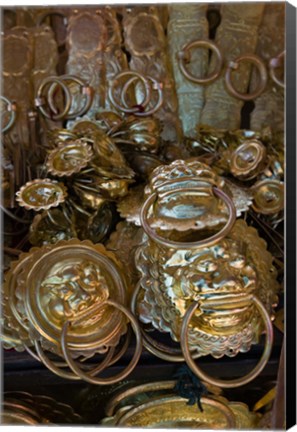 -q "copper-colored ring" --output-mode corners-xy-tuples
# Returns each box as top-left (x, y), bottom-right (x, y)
(180, 296), (273, 388)
(269, 51), (285, 88)
(130, 281), (201, 362)
(225, 54), (268, 101)
(121, 75), (164, 117)
(178, 39), (223, 85)
(108, 71), (151, 113)
(1, 96), (16, 133)
(36, 77), (72, 120)
(121, 75), (152, 110)
(61, 299), (142, 385)
(47, 75), (93, 119)
(37, 11), (68, 48)
(140, 186), (236, 249)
